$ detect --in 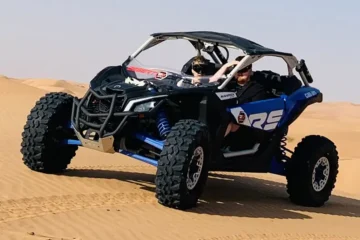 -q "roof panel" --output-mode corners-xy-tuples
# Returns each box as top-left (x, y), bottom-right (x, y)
(151, 31), (293, 56)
